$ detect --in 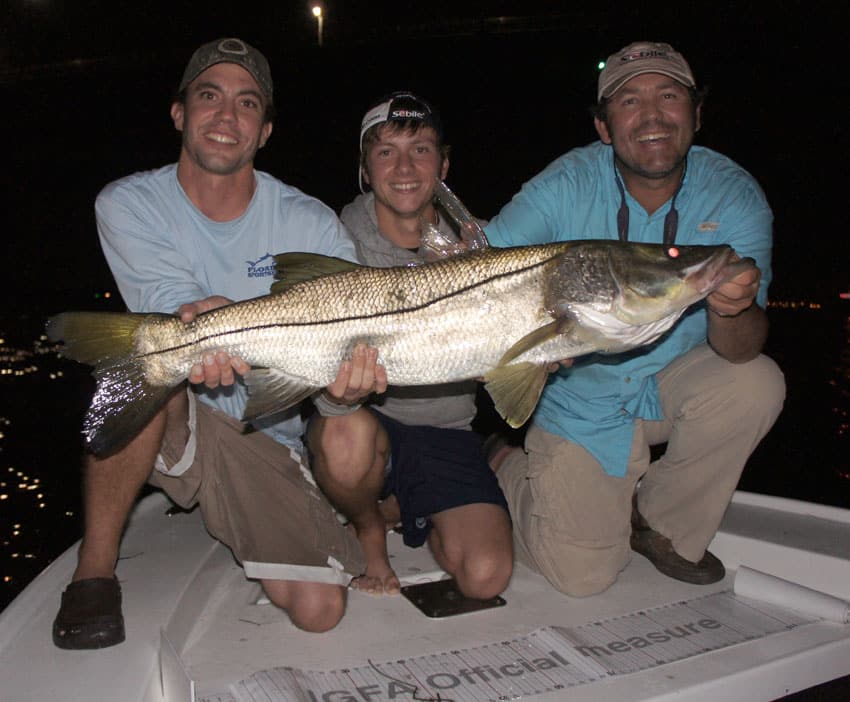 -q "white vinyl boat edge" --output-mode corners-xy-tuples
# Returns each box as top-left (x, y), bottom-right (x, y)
(0, 490), (848, 702)
(0, 493), (224, 702)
